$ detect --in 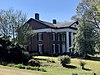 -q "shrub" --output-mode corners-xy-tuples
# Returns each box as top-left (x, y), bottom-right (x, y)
(26, 66), (46, 72)
(72, 73), (78, 75)
(51, 60), (55, 63)
(7, 64), (15, 67)
(47, 58), (55, 63)
(28, 59), (40, 67)
(21, 51), (32, 65)
(80, 61), (86, 69)
(0, 35), (32, 64)
(15, 64), (25, 69)
(93, 73), (96, 75)
(1, 62), (8, 66)
(26, 66), (32, 70)
(30, 67), (36, 70)
(59, 55), (71, 66)
(39, 68), (47, 72)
